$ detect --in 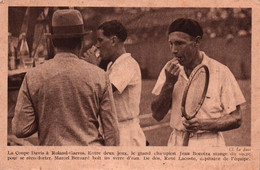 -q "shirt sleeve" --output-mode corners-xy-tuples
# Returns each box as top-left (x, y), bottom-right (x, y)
(151, 63), (167, 95)
(12, 74), (38, 138)
(220, 67), (246, 114)
(99, 76), (120, 146)
(108, 60), (136, 94)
